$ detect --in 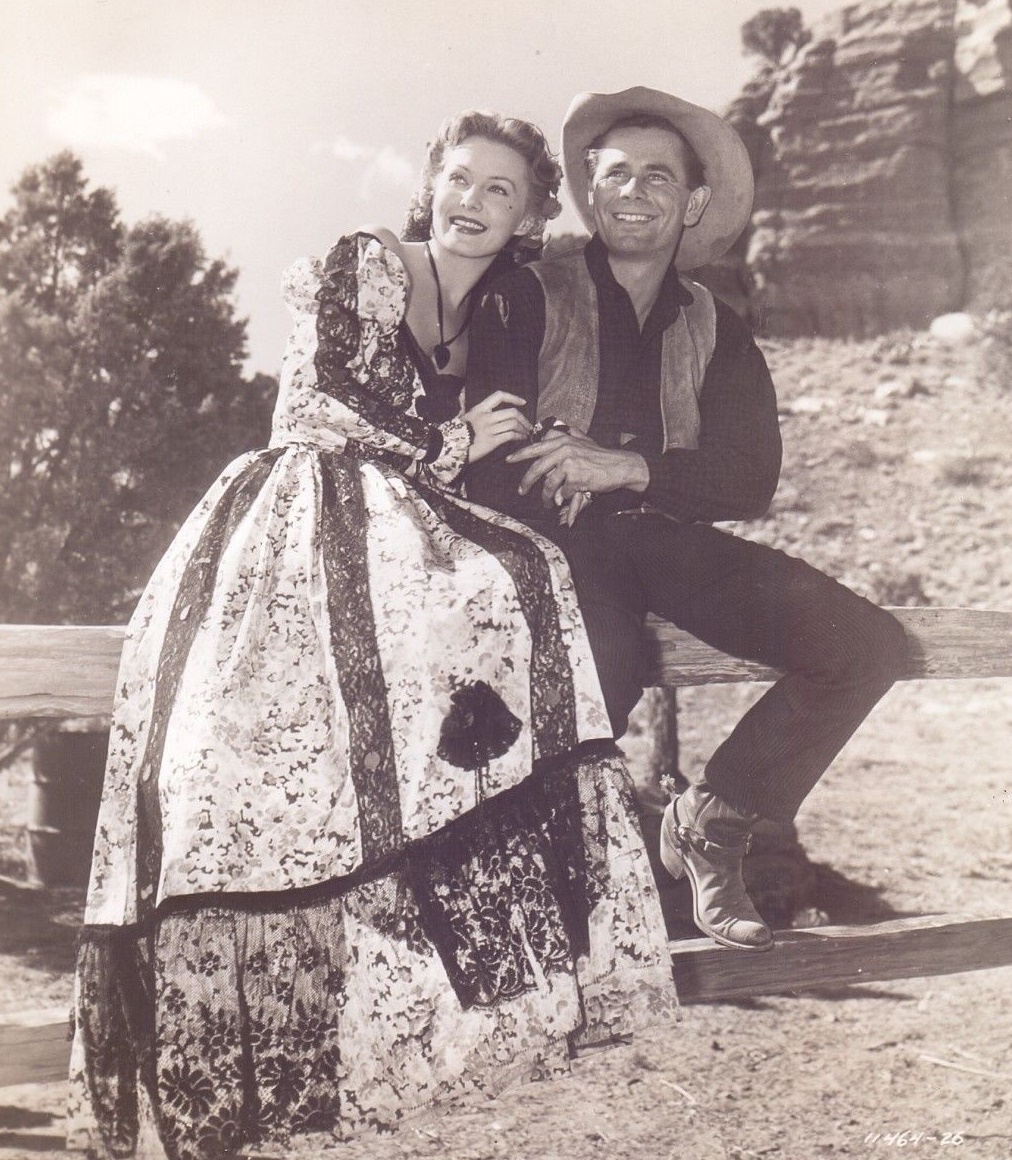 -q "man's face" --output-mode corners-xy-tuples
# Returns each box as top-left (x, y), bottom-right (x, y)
(589, 126), (711, 262)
